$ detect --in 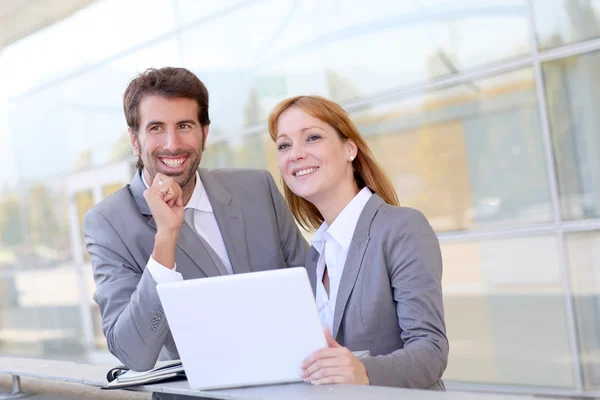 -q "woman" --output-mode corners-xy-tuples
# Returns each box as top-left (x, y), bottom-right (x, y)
(268, 95), (448, 390)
